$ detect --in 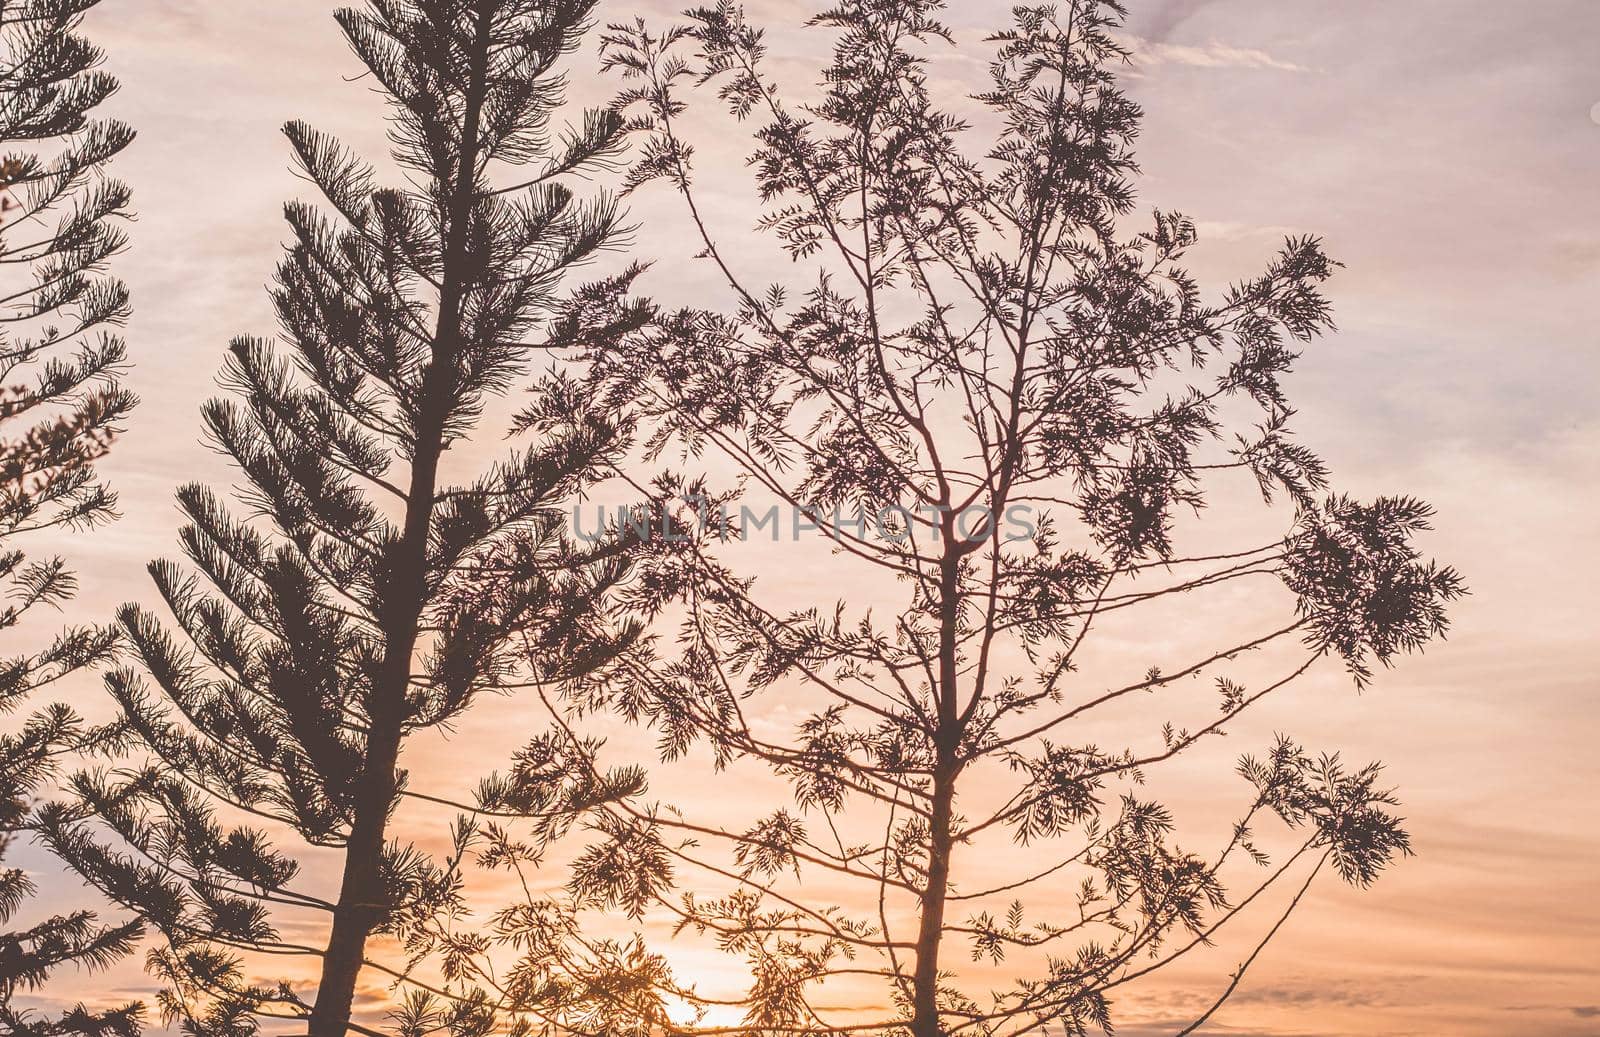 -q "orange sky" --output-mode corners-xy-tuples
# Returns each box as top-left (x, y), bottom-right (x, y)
(9, 1), (1599, 1034)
